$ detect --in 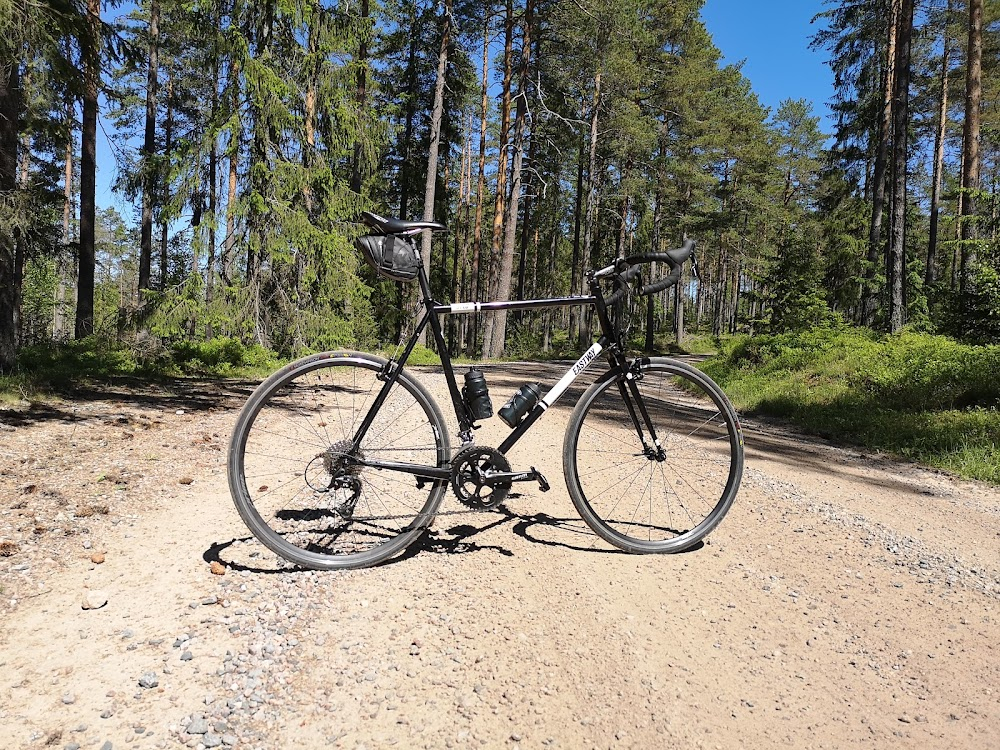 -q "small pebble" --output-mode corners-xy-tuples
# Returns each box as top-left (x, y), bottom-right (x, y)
(138, 672), (159, 689)
(82, 590), (108, 610)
